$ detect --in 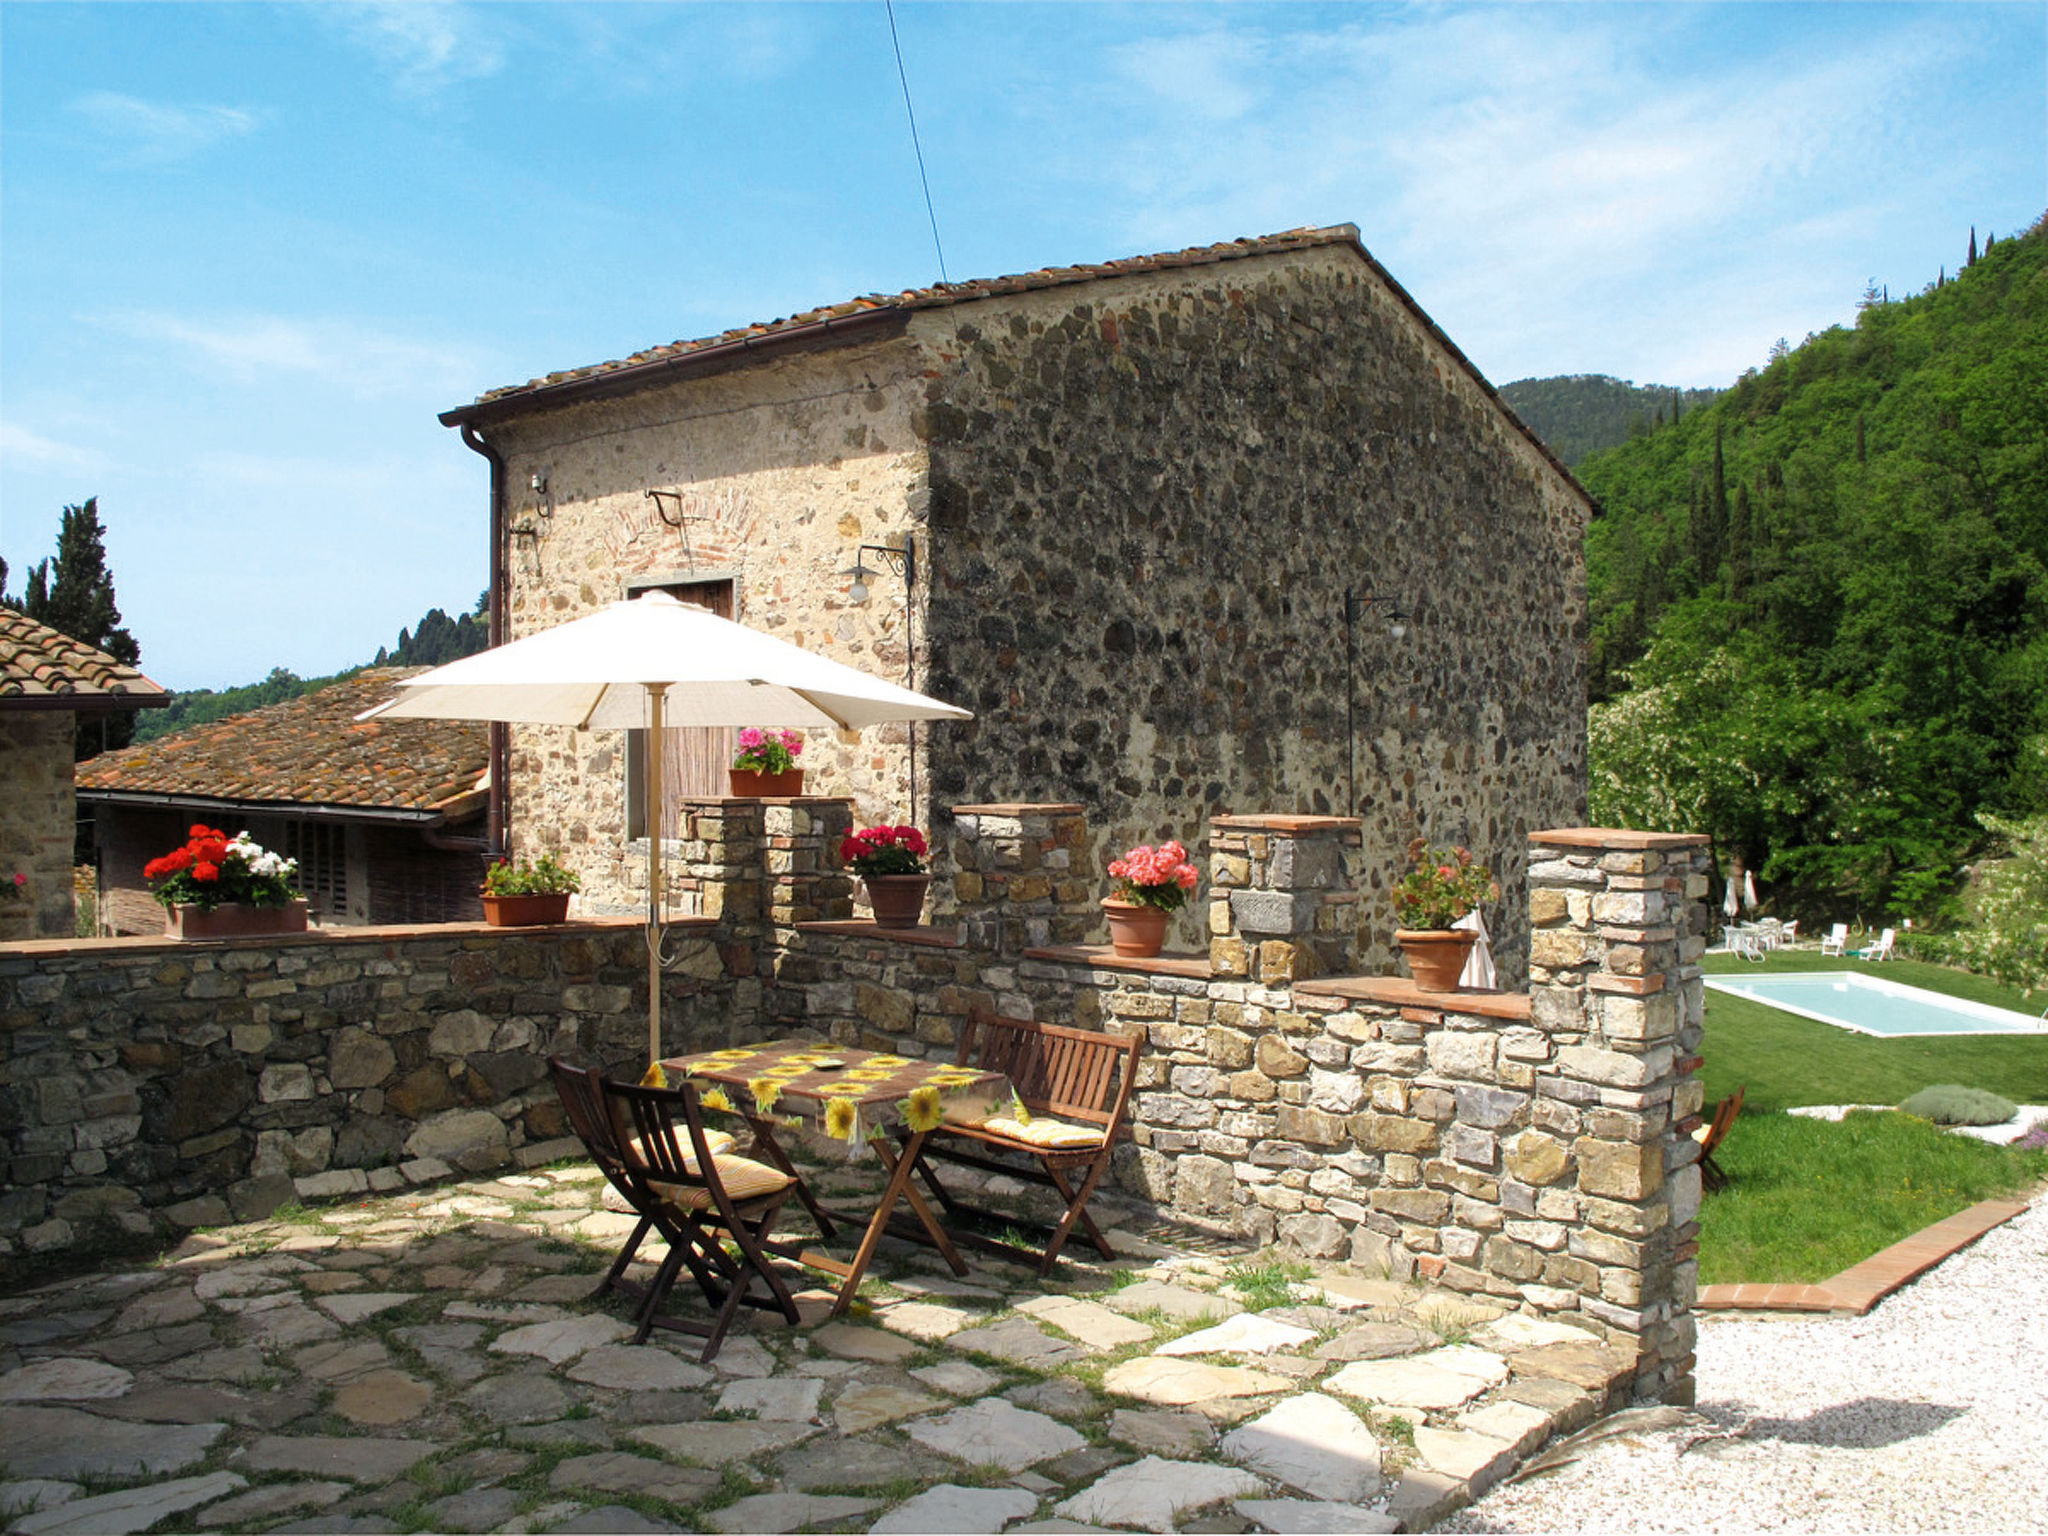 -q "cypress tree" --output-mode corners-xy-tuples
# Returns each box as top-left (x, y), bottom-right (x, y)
(1968, 226), (1978, 267)
(21, 497), (144, 757)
